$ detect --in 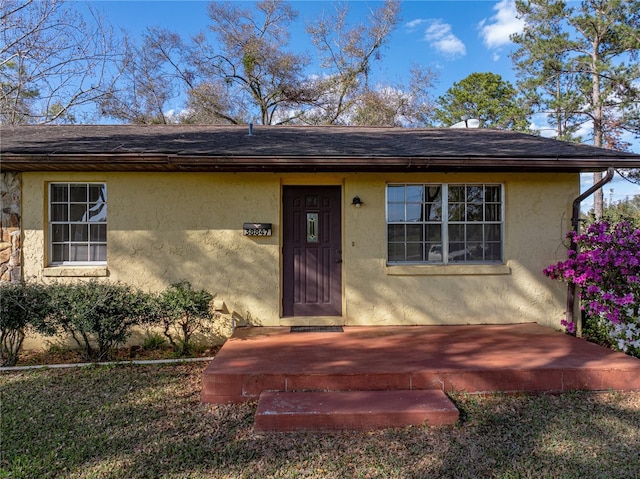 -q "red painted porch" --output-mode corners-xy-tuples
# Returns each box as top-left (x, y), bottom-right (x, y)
(201, 323), (640, 431)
